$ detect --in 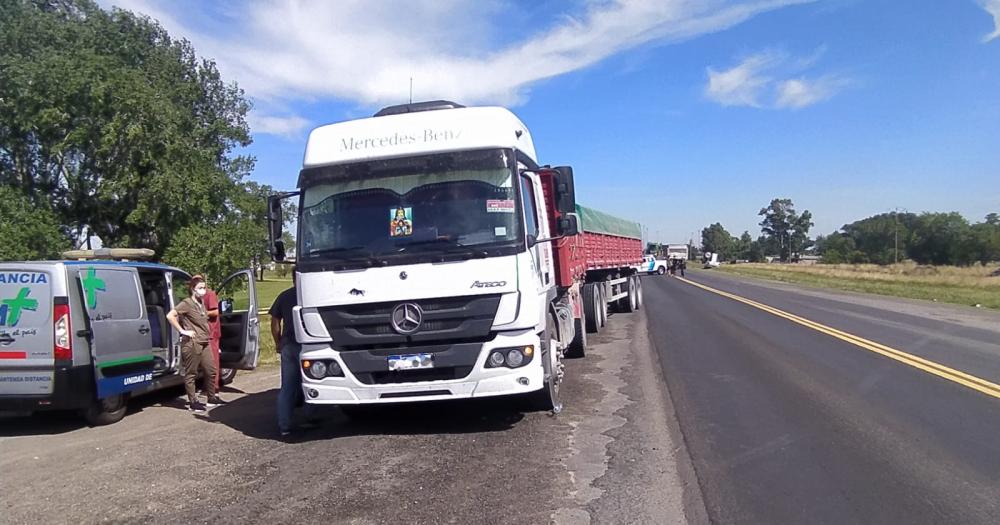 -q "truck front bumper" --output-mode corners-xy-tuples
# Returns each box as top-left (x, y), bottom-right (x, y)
(299, 328), (544, 404)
